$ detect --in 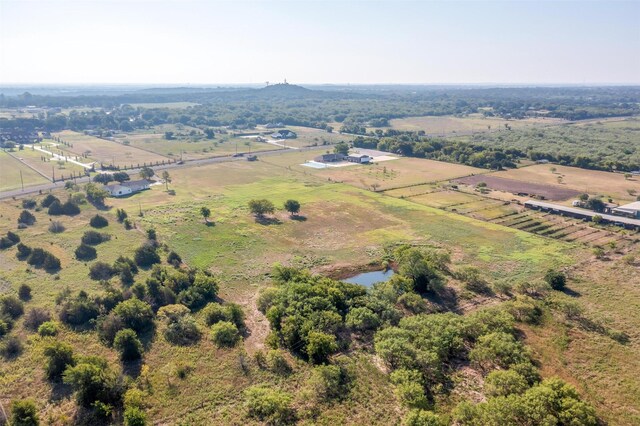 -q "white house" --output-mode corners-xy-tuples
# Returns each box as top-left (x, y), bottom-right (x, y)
(104, 179), (151, 197)
(346, 153), (372, 164)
